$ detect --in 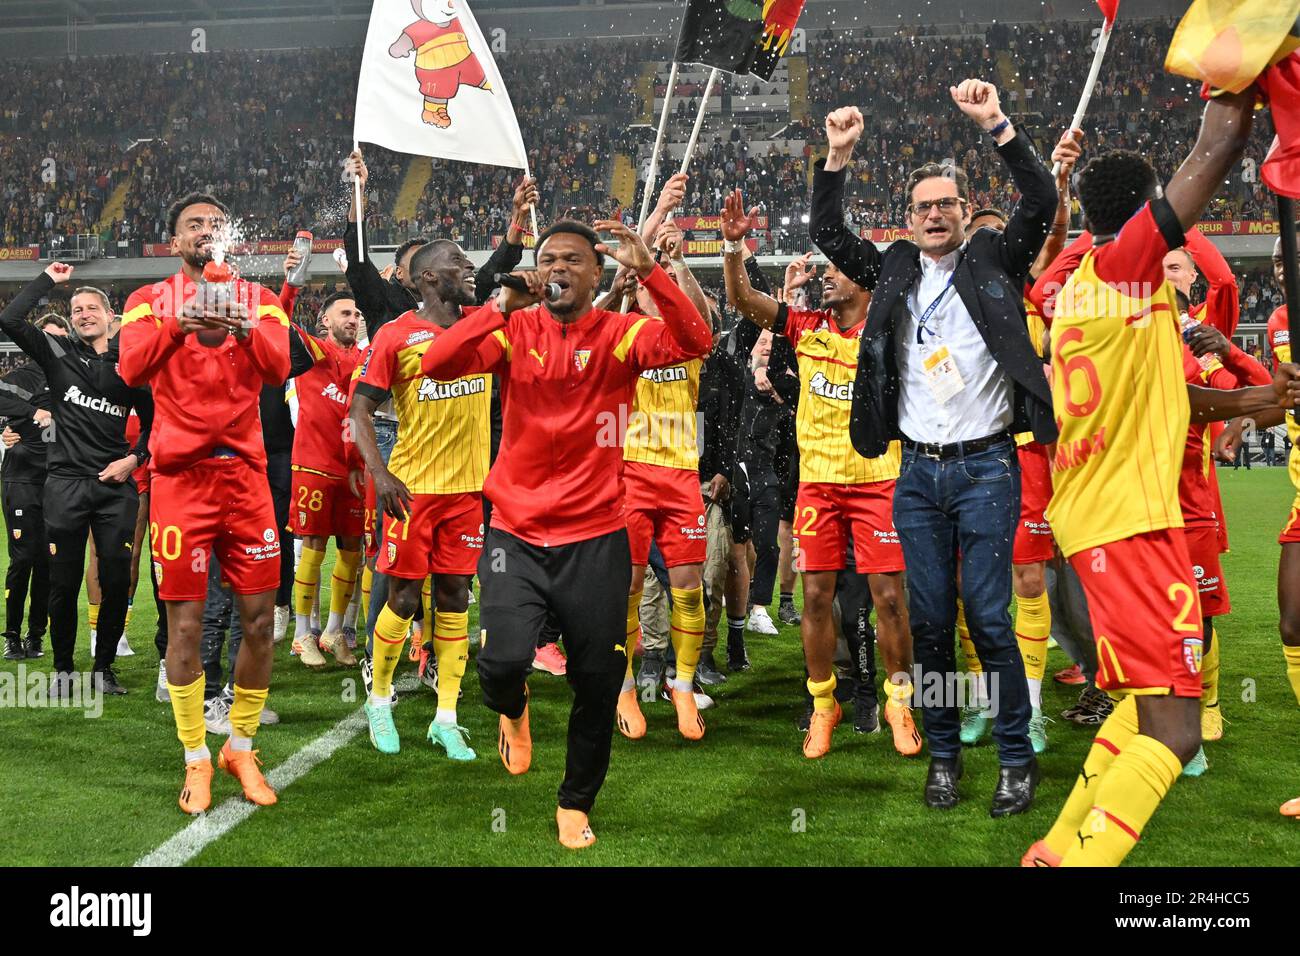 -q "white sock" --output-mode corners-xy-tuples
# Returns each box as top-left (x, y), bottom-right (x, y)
(229, 734), (252, 752)
(671, 677), (693, 694)
(295, 612), (311, 639)
(1027, 676), (1043, 711)
(368, 693), (392, 708)
(976, 672), (993, 714)
(621, 676), (635, 694)
(325, 611), (345, 633)
(184, 745), (211, 764)
(310, 580), (321, 631)
(435, 708), (457, 726)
